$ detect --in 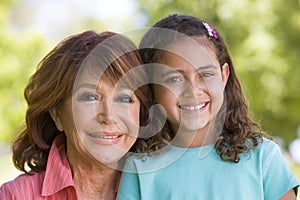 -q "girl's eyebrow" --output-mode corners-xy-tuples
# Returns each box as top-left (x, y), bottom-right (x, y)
(160, 64), (218, 77)
(196, 64), (218, 71)
(160, 69), (184, 77)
